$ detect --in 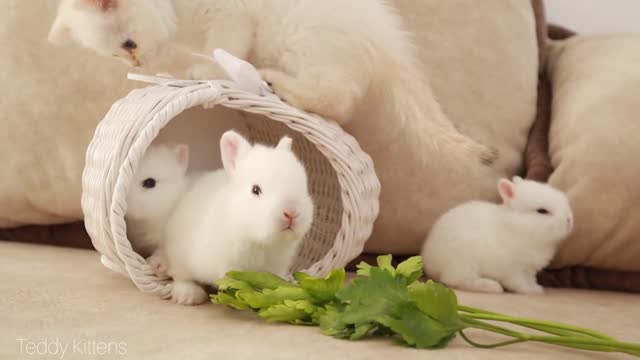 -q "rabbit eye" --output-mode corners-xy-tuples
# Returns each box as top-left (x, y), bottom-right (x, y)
(121, 39), (137, 50)
(251, 185), (262, 196)
(536, 208), (550, 215)
(142, 178), (156, 189)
